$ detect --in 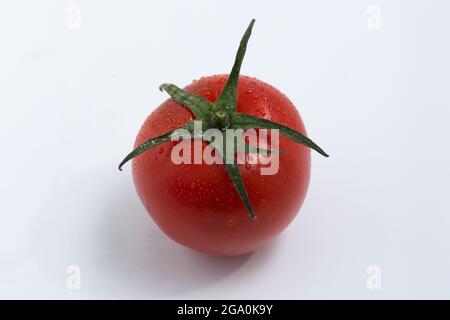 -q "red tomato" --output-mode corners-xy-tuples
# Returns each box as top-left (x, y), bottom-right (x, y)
(132, 75), (310, 256)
